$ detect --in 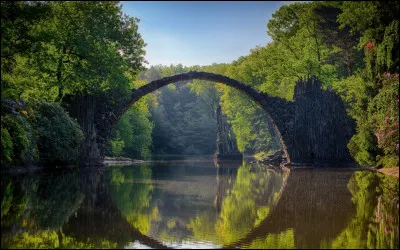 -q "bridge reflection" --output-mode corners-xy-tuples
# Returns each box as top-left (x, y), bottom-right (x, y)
(4, 162), (395, 249)
(223, 168), (355, 249)
(61, 167), (172, 249)
(43, 163), (315, 248)
(61, 161), (287, 248)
